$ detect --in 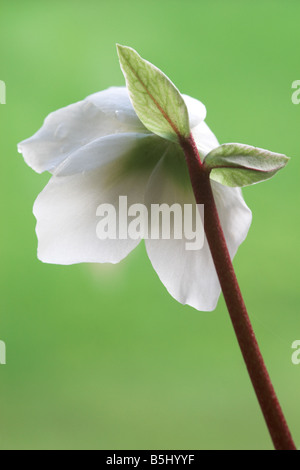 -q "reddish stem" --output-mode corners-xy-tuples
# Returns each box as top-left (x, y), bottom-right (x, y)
(180, 135), (296, 451)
